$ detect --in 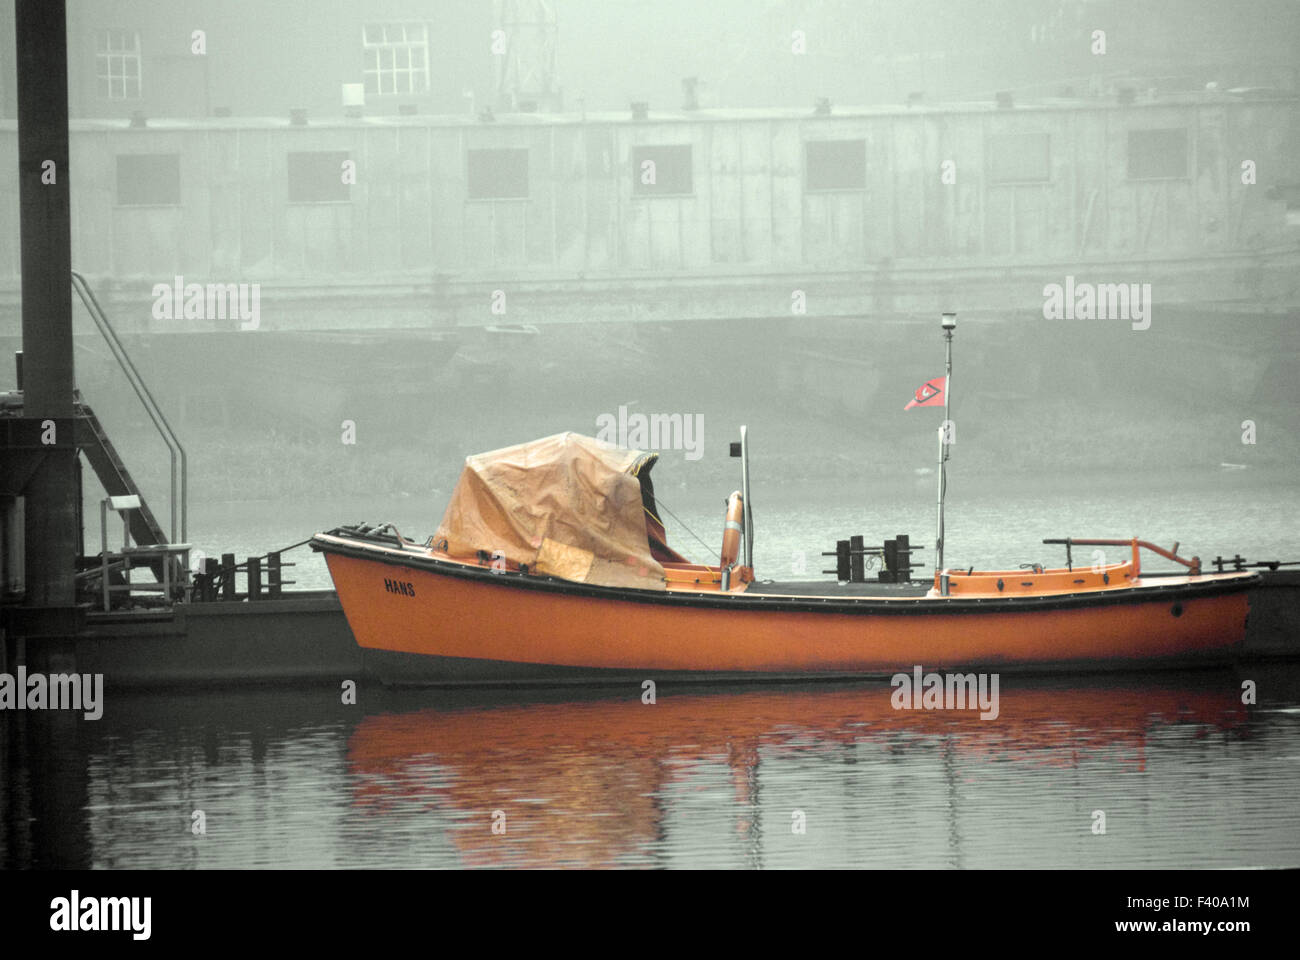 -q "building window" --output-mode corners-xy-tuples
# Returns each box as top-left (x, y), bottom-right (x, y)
(1127, 129), (1188, 180)
(630, 145), (693, 196)
(288, 152), (352, 203)
(805, 140), (866, 191)
(97, 29), (141, 100)
(466, 149), (529, 199)
(989, 133), (1051, 183)
(362, 23), (429, 96)
(115, 154), (180, 206)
